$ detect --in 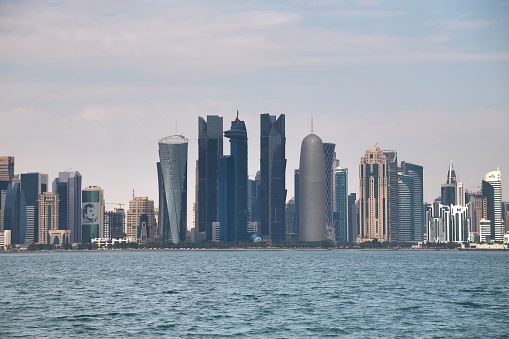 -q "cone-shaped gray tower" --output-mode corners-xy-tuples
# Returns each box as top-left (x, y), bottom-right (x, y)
(299, 133), (326, 241)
